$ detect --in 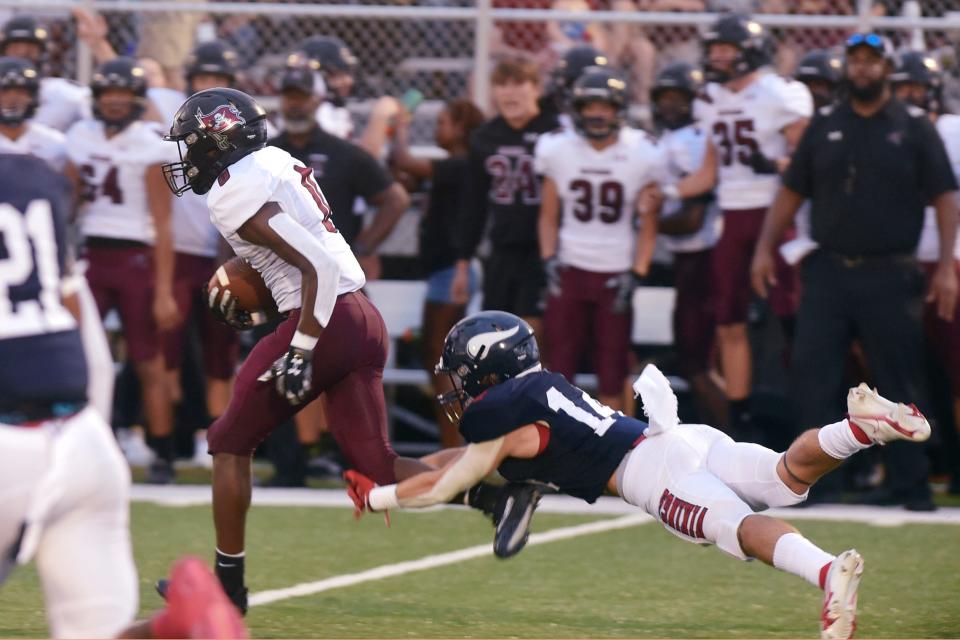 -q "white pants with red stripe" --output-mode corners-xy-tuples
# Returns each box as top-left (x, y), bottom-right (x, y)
(616, 423), (807, 560)
(0, 407), (137, 638)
